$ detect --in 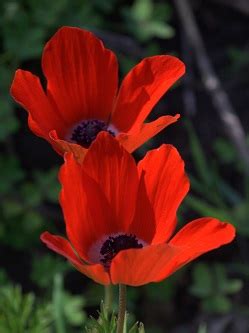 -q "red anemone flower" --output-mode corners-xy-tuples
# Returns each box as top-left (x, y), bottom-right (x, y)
(10, 26), (185, 162)
(41, 133), (235, 286)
